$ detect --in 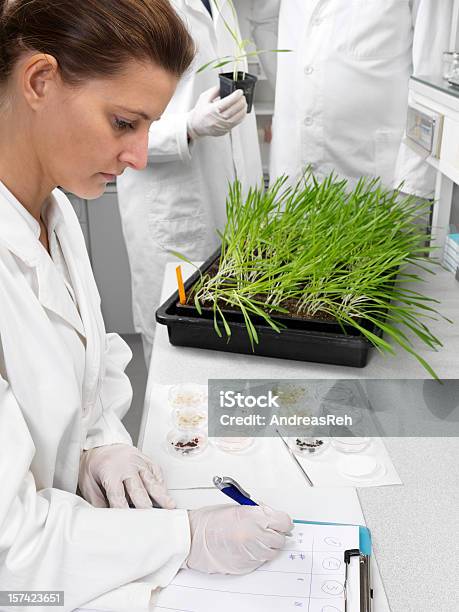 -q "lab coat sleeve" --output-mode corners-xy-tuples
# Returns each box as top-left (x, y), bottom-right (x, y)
(78, 581), (161, 612)
(249, 0), (281, 92)
(147, 113), (192, 164)
(0, 375), (190, 612)
(83, 333), (134, 450)
(393, 0), (454, 197)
